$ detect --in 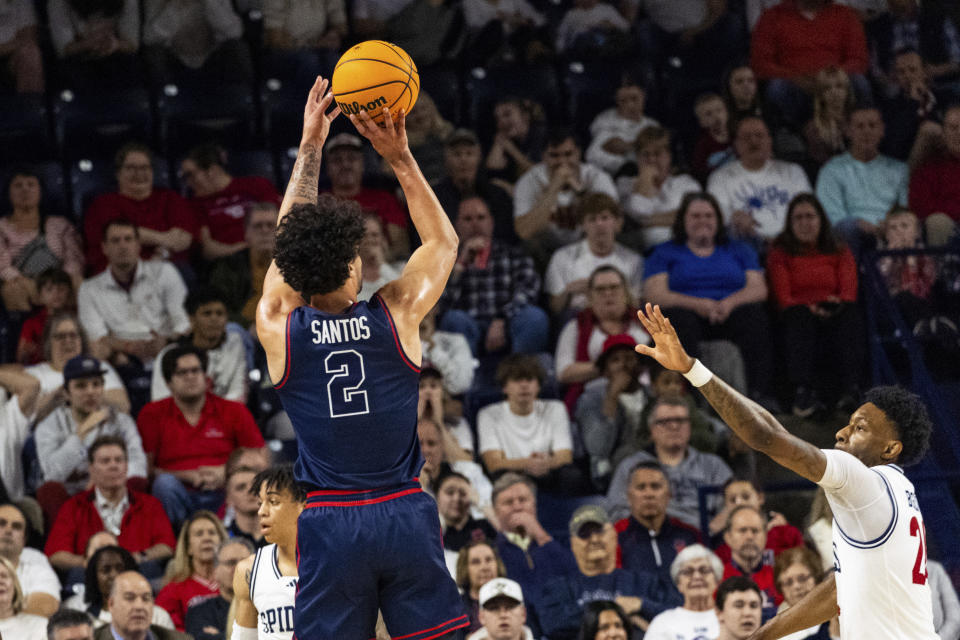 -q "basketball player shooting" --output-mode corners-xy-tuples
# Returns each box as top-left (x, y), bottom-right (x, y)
(255, 77), (468, 639)
(634, 304), (938, 640)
